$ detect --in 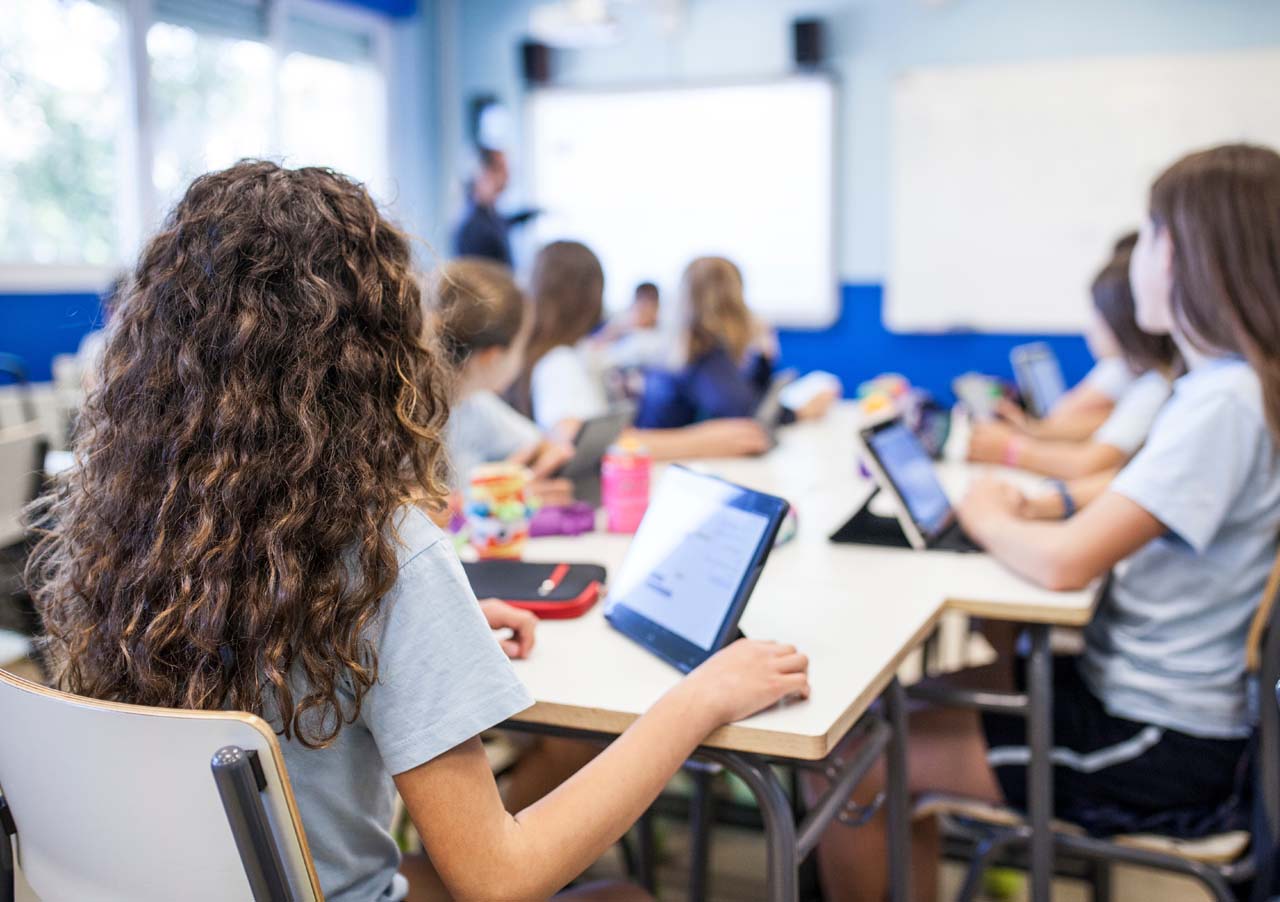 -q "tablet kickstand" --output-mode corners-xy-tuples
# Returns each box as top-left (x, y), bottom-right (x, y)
(827, 488), (914, 548)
